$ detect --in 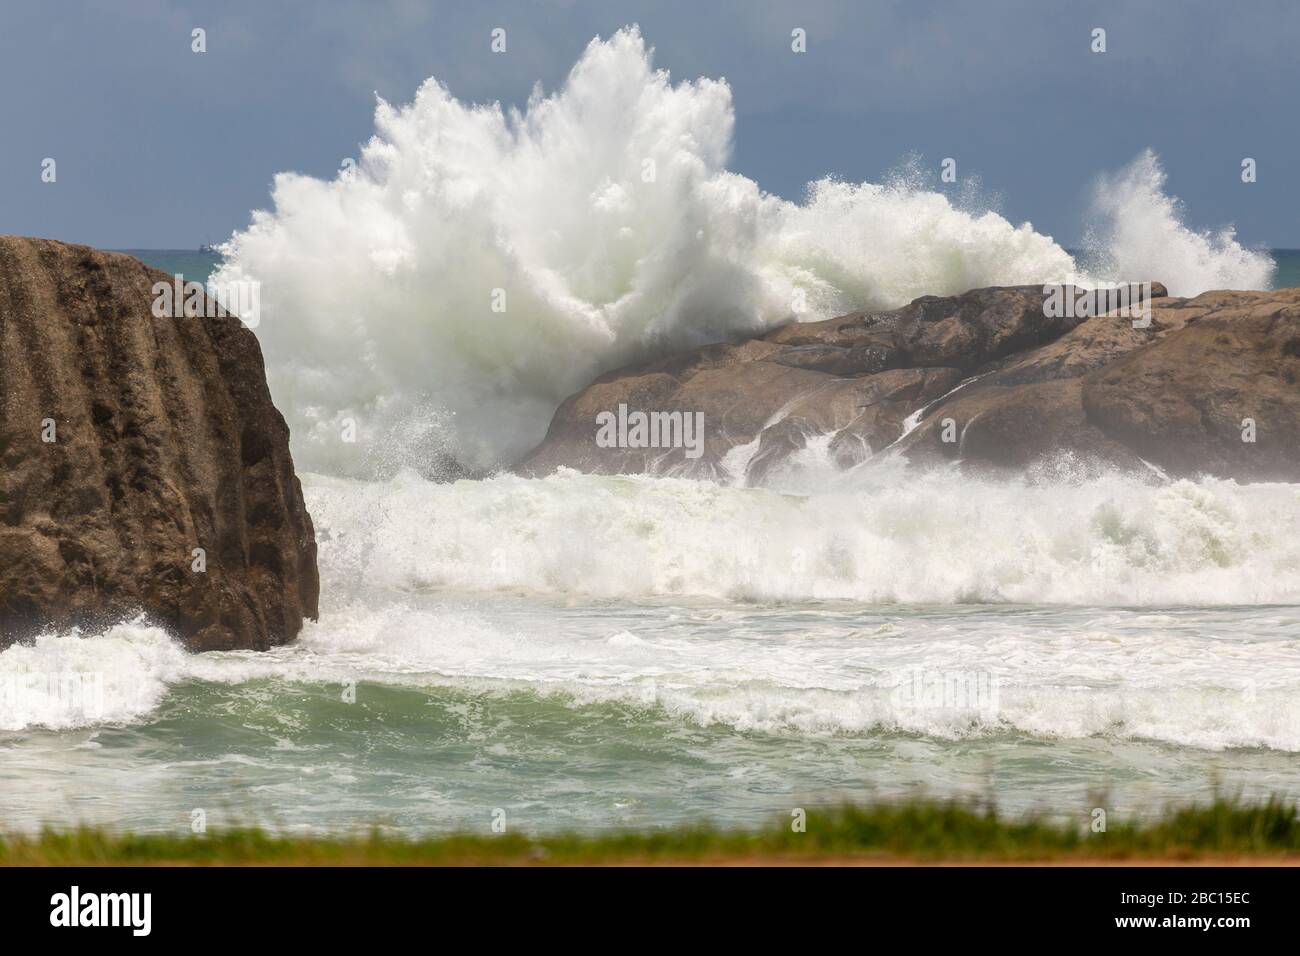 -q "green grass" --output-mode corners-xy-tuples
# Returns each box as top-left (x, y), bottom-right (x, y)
(5, 796), (1300, 865)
